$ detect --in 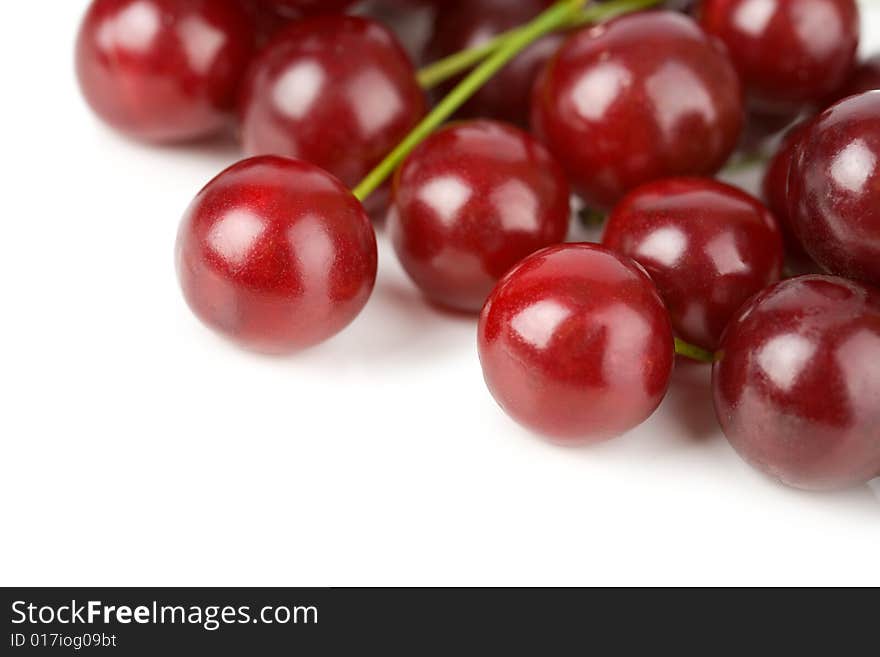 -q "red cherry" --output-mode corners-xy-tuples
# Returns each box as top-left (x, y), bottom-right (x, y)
(531, 11), (743, 209)
(602, 178), (784, 351)
(713, 275), (880, 490)
(478, 243), (675, 442)
(176, 156), (377, 353)
(389, 120), (571, 312)
(424, 0), (563, 128)
(76, 0), (255, 143)
(787, 91), (880, 287)
(761, 119), (812, 259)
(699, 0), (859, 114)
(240, 15), (426, 202)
